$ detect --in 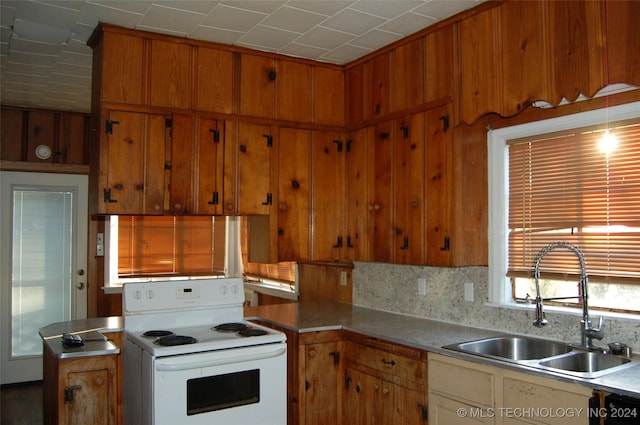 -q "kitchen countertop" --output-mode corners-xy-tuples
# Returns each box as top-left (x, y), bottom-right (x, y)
(39, 316), (123, 359)
(244, 301), (640, 398)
